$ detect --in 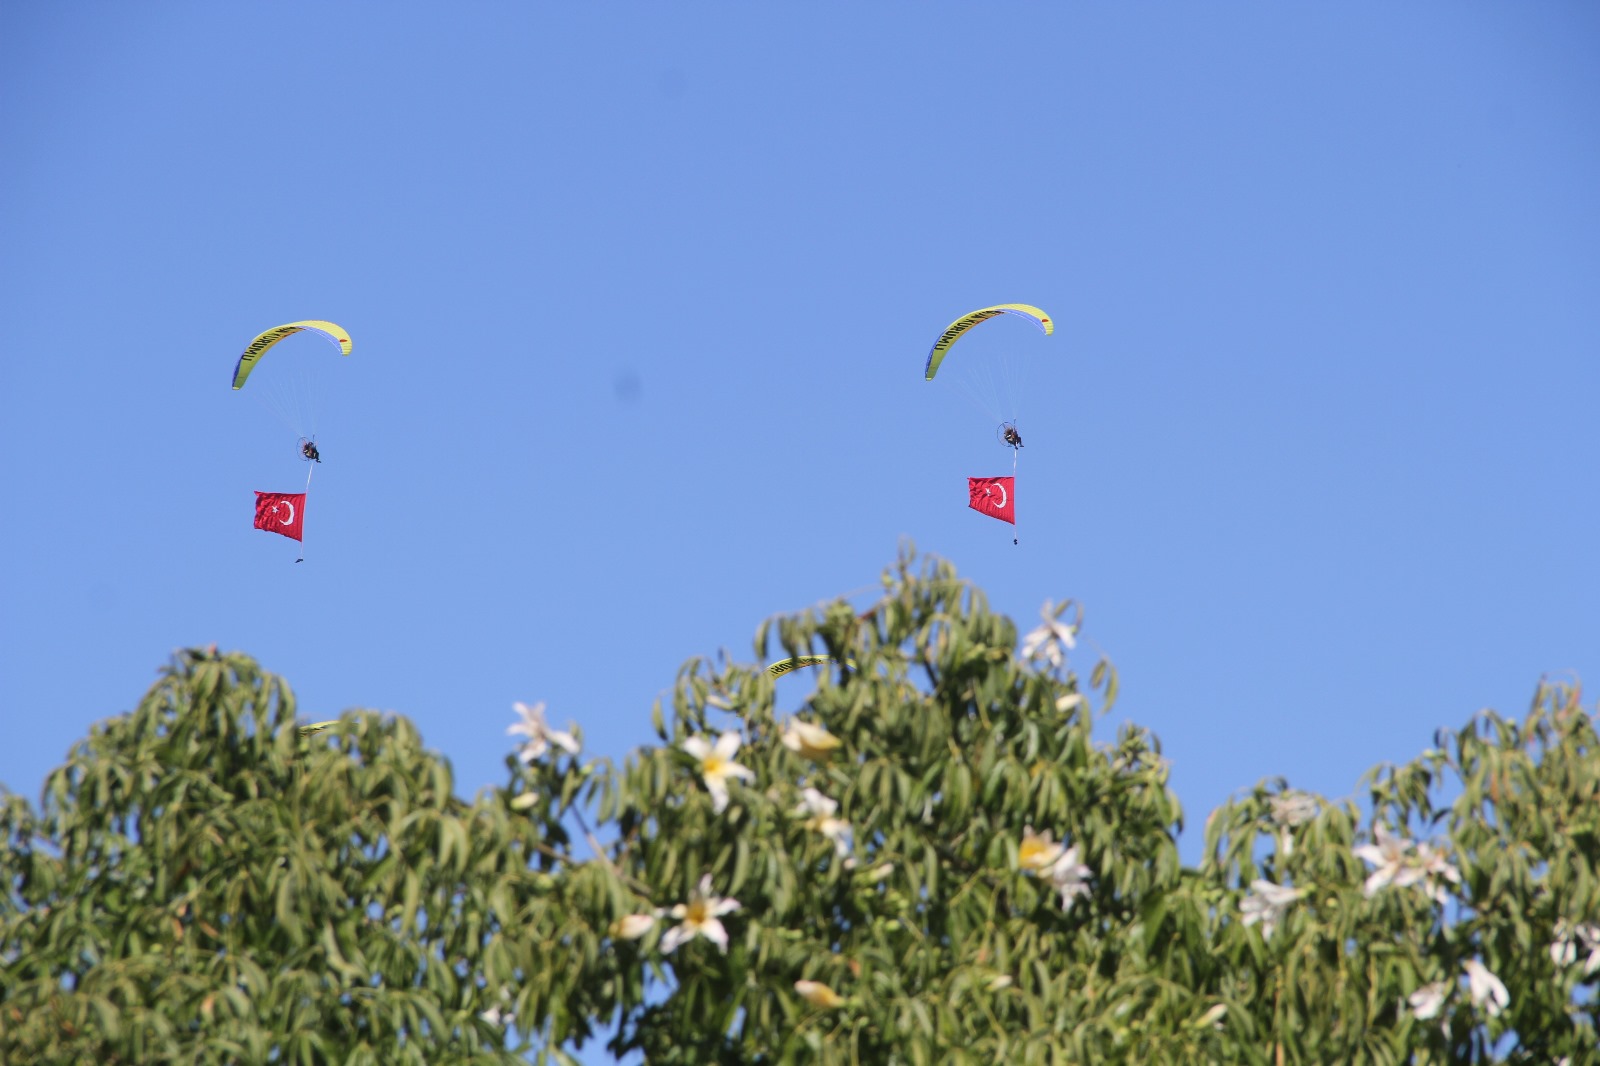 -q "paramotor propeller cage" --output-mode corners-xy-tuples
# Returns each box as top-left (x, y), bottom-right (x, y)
(998, 422), (1023, 450)
(298, 437), (321, 463)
